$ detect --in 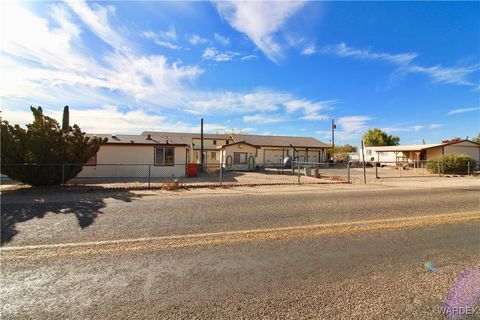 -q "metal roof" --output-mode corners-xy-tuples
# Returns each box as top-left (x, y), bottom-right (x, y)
(366, 144), (442, 152)
(89, 131), (329, 148)
(86, 134), (189, 145)
(231, 134), (330, 148)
